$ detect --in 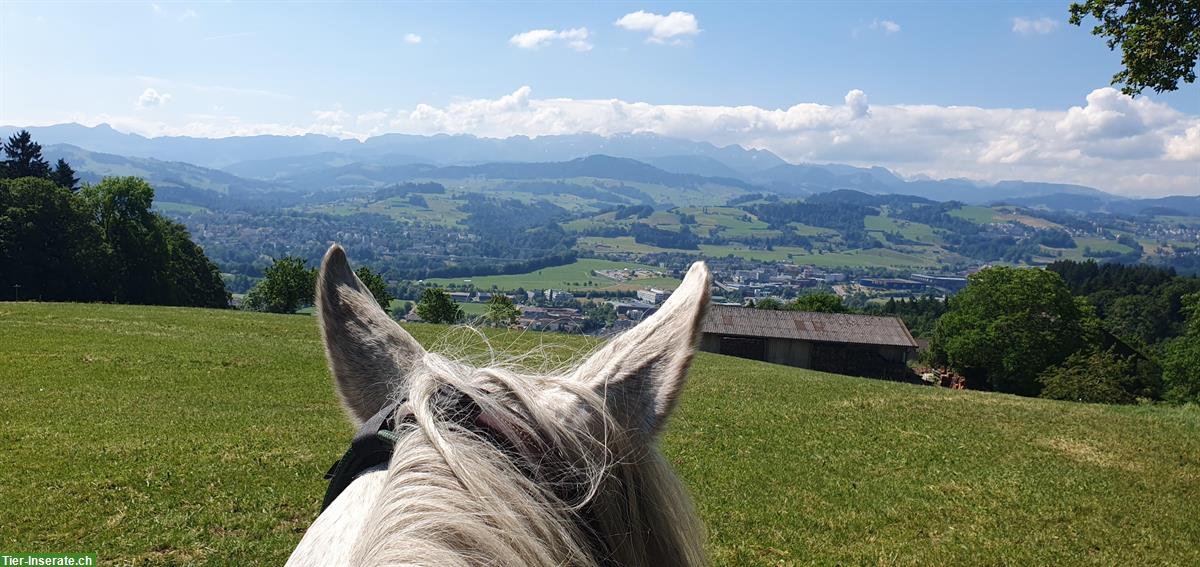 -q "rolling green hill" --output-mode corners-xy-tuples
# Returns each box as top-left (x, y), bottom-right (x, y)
(2, 303), (1197, 565)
